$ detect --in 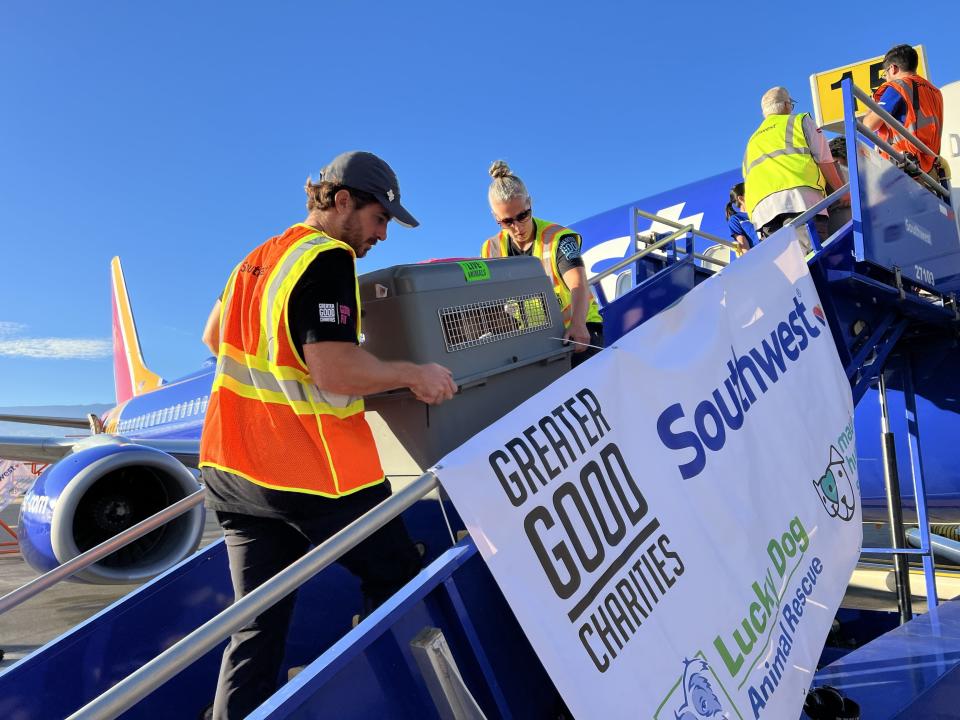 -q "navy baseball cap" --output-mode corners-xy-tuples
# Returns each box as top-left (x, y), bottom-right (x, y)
(319, 151), (419, 228)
